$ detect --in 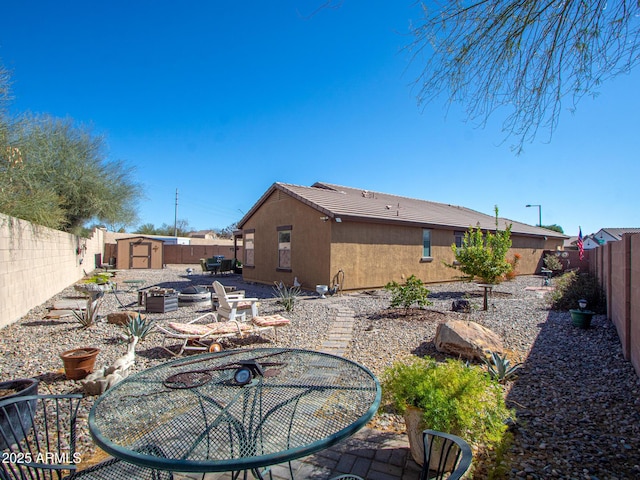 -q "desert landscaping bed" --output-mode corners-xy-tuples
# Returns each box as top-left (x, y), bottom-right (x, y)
(1, 266), (639, 478)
